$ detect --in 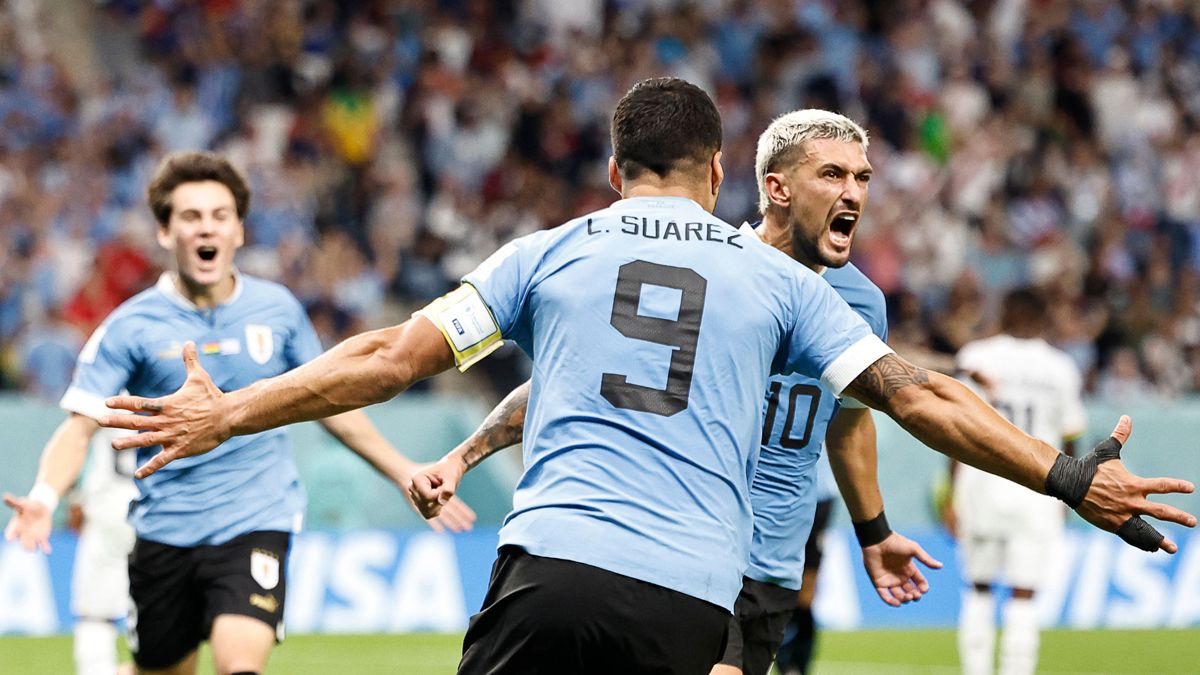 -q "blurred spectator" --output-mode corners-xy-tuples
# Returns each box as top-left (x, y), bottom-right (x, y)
(1, 0), (1199, 402)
